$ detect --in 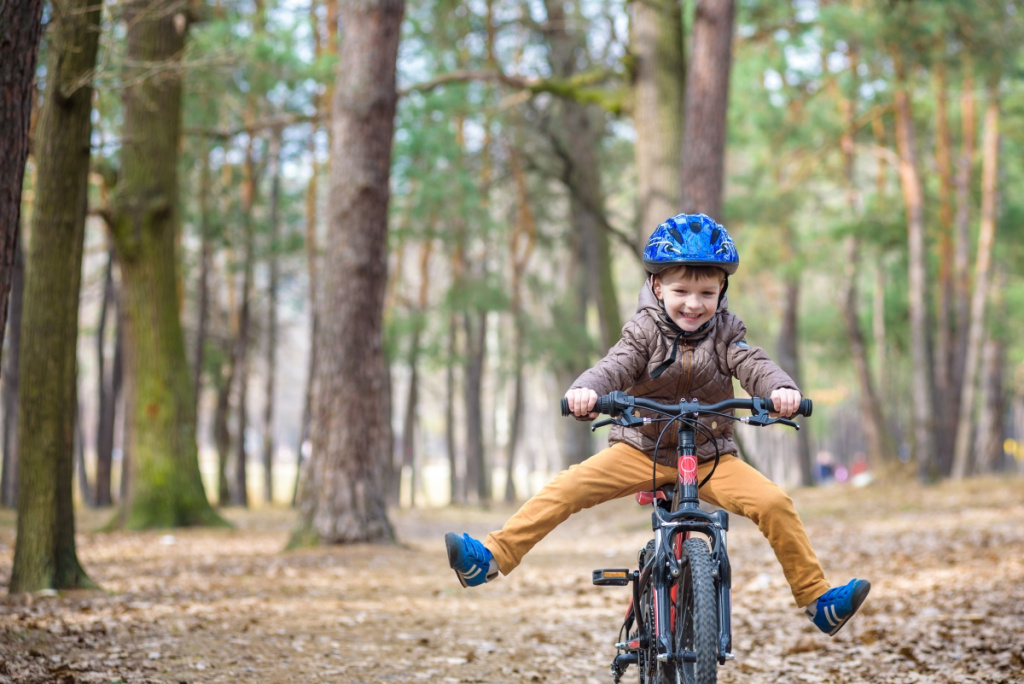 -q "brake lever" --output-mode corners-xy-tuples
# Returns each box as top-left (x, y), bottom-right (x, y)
(591, 412), (646, 432)
(744, 414), (800, 430)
